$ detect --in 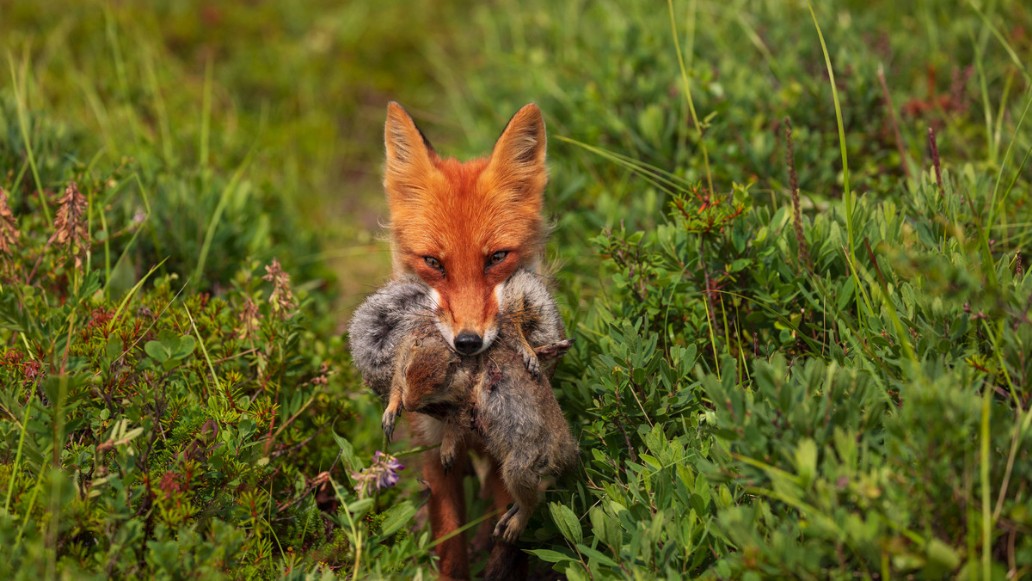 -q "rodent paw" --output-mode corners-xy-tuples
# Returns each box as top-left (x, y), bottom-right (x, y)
(495, 518), (523, 544)
(440, 448), (456, 472)
(535, 339), (573, 360)
(493, 504), (521, 542)
(500, 523), (520, 543)
(492, 519), (508, 540)
(522, 350), (541, 378)
(381, 407), (399, 441)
